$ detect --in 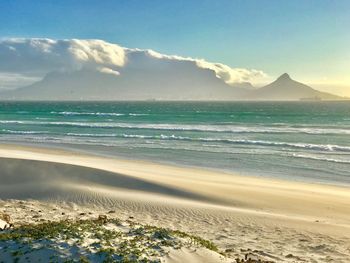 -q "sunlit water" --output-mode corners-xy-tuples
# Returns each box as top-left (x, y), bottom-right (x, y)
(1, 101), (349, 185)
